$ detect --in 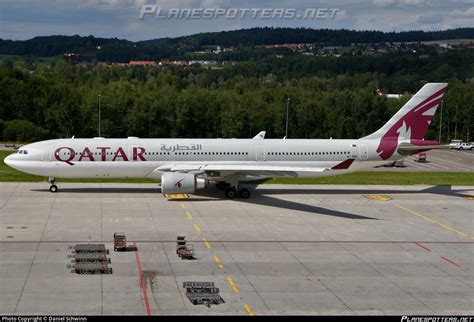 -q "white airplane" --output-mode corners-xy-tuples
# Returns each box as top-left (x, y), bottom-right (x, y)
(4, 83), (447, 198)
